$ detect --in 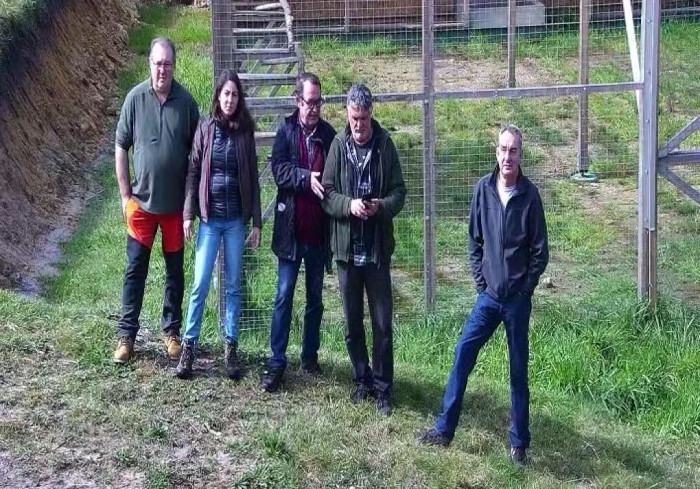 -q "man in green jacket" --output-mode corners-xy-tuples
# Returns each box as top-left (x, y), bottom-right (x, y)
(321, 83), (406, 415)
